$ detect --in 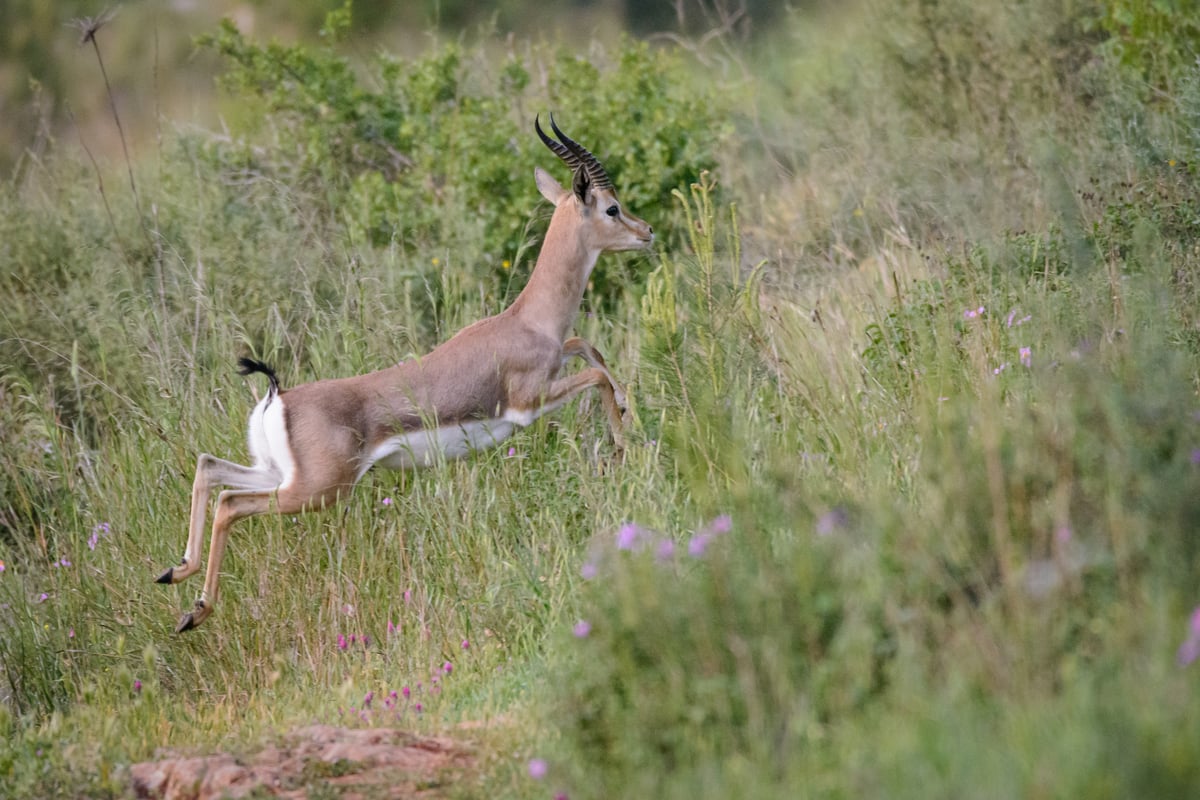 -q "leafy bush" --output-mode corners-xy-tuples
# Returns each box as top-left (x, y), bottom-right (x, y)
(1095, 0), (1200, 92)
(198, 5), (730, 302)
